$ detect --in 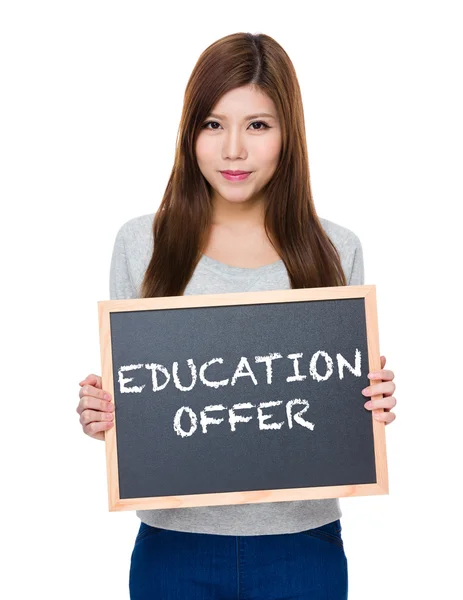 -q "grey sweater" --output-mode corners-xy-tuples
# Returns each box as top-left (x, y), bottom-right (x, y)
(109, 212), (365, 536)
